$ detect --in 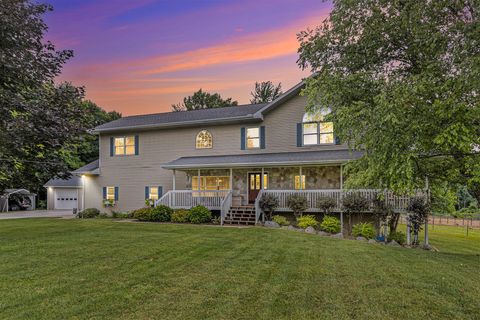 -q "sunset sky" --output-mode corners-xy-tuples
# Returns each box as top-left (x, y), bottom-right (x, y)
(45, 0), (332, 115)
